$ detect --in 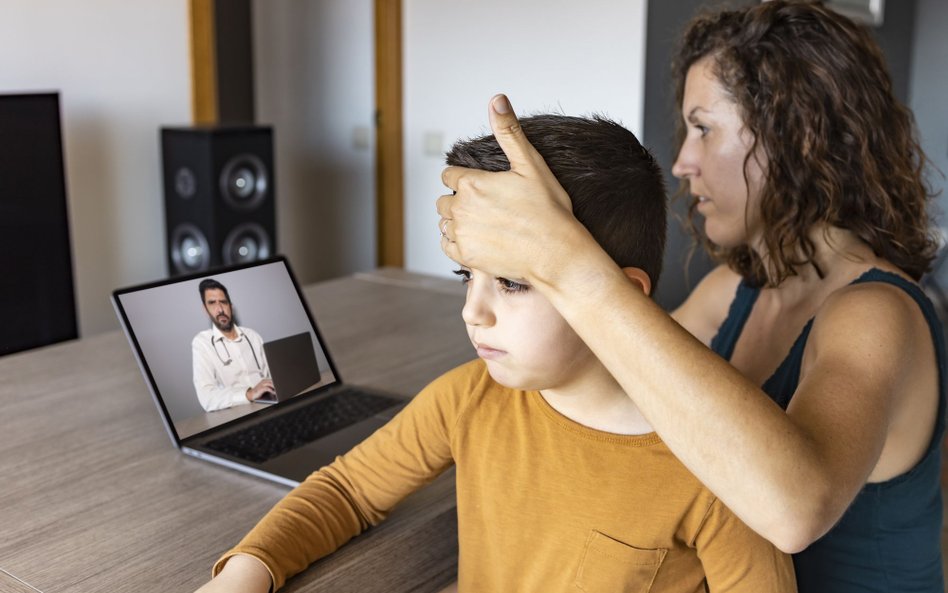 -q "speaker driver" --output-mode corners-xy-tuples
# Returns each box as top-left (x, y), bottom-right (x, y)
(170, 223), (211, 274)
(219, 153), (268, 210)
(222, 222), (272, 265)
(175, 167), (197, 199)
